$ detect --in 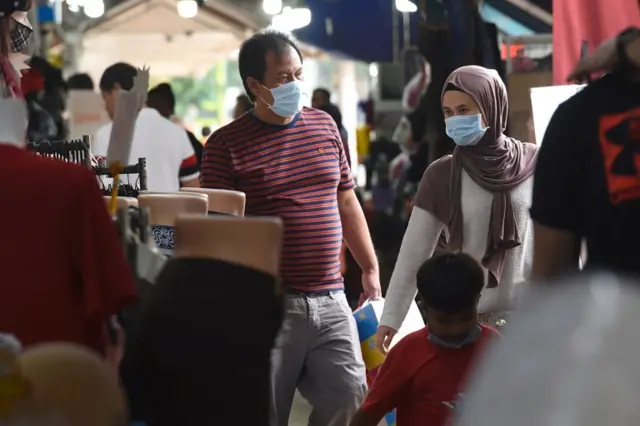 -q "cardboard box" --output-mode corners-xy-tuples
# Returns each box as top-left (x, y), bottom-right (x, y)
(507, 71), (553, 143)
